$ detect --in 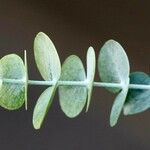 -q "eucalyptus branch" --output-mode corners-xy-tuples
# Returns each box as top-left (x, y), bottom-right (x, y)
(0, 32), (149, 130)
(3, 78), (150, 90)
